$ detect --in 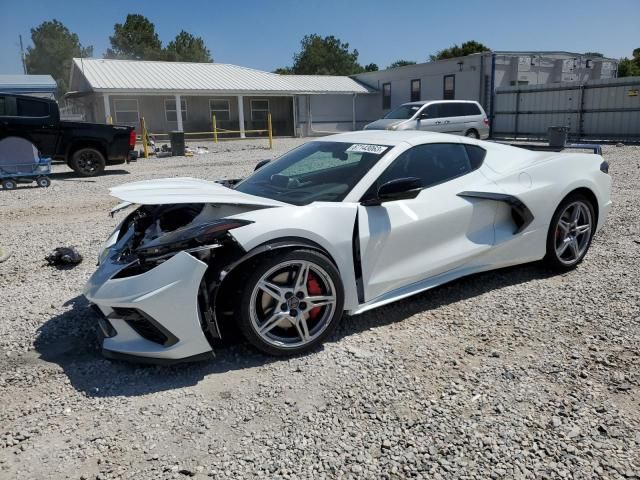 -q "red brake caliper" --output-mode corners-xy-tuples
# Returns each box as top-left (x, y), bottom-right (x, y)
(306, 272), (322, 320)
